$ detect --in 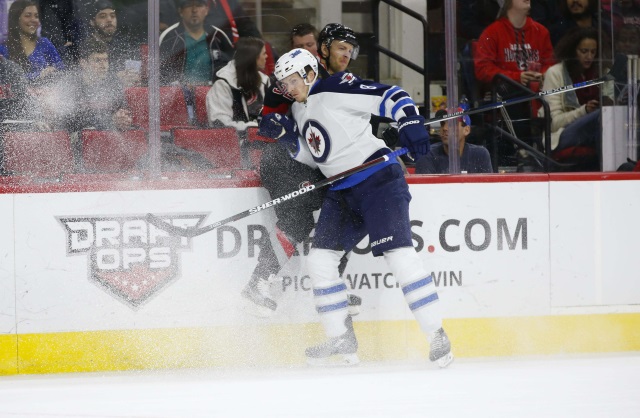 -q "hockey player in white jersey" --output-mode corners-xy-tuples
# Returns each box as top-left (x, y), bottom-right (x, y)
(264, 48), (453, 367)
